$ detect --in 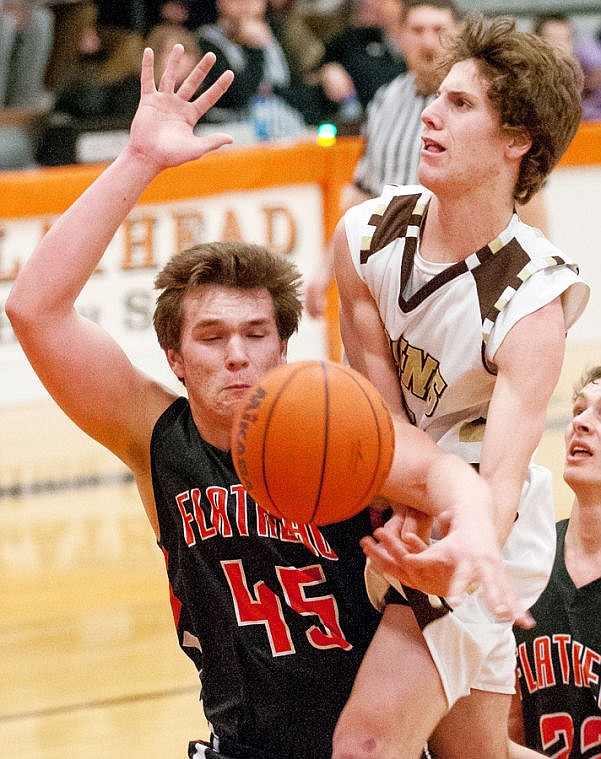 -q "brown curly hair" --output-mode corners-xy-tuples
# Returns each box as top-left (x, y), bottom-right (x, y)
(440, 12), (583, 203)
